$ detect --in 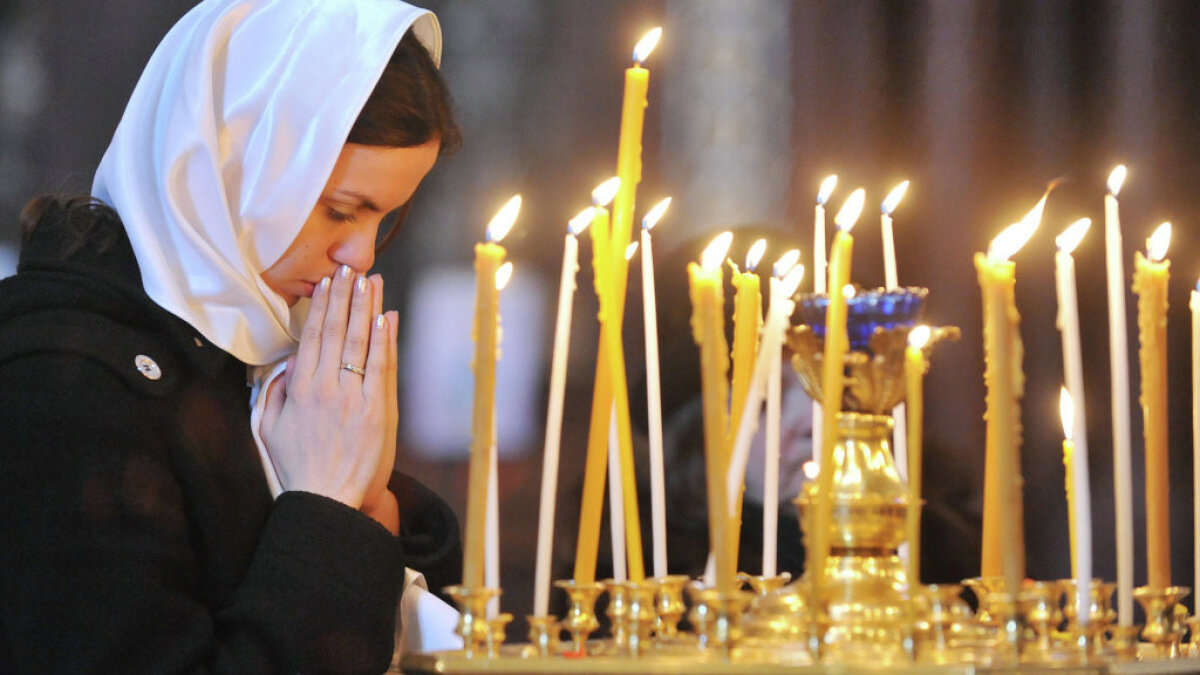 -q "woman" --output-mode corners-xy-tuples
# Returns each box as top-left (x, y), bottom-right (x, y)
(0, 1), (461, 672)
